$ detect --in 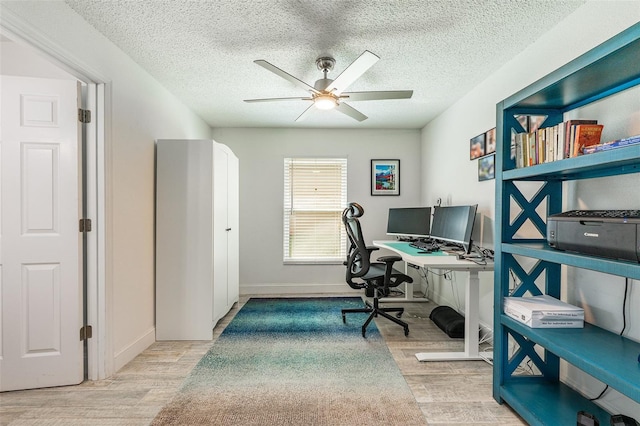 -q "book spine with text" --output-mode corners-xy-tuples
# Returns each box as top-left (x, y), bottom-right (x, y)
(572, 124), (604, 157)
(565, 119), (598, 159)
(582, 134), (640, 154)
